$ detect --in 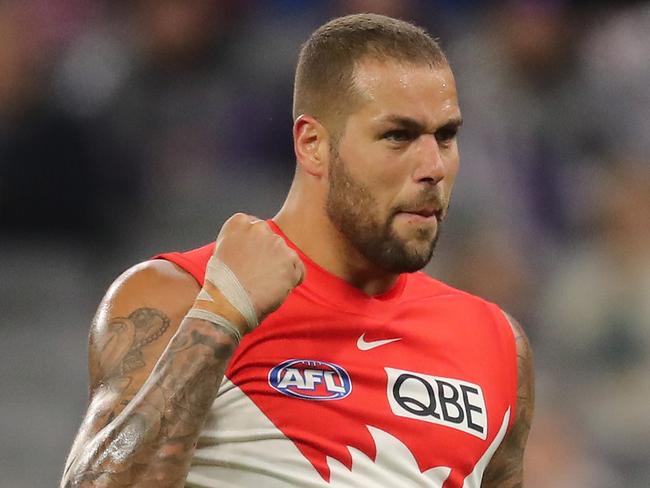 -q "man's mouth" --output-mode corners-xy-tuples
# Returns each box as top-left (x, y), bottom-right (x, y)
(397, 207), (442, 221)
